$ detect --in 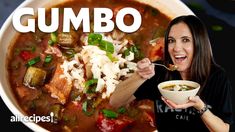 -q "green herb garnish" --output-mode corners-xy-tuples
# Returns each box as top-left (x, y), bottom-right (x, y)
(117, 106), (126, 114)
(106, 52), (118, 62)
(44, 55), (53, 63)
(88, 33), (102, 45)
(102, 109), (118, 118)
(48, 39), (54, 46)
(27, 56), (41, 66)
(48, 32), (57, 46)
(124, 45), (144, 60)
(51, 32), (57, 43)
(99, 40), (114, 54)
(85, 79), (98, 88)
(82, 101), (95, 116)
